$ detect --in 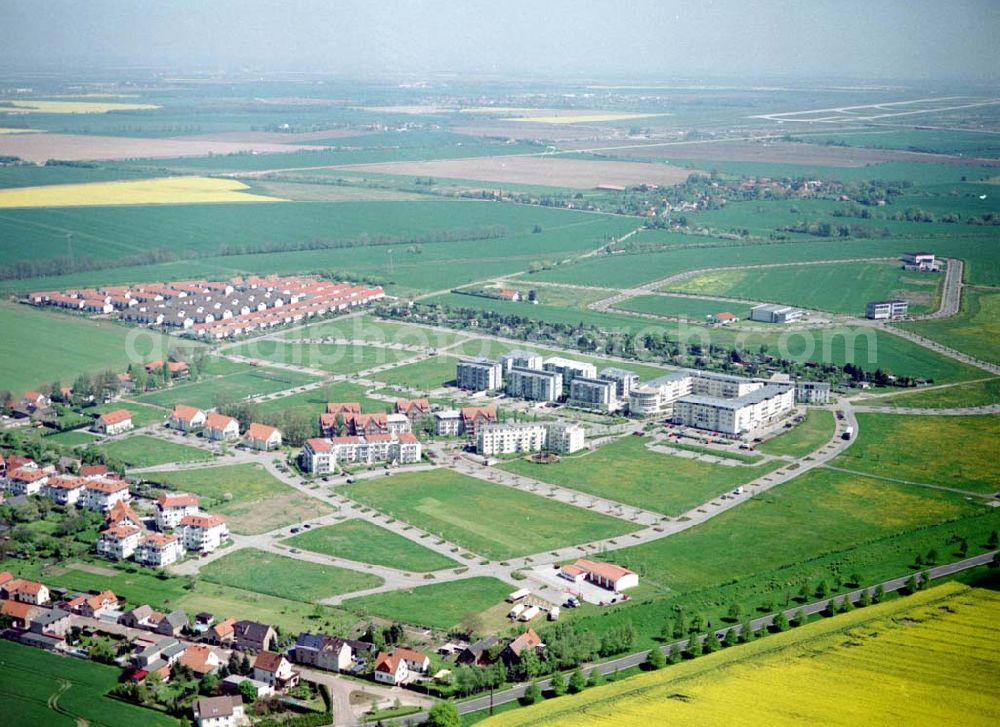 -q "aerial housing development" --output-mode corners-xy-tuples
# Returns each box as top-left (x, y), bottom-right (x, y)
(0, 7), (996, 725)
